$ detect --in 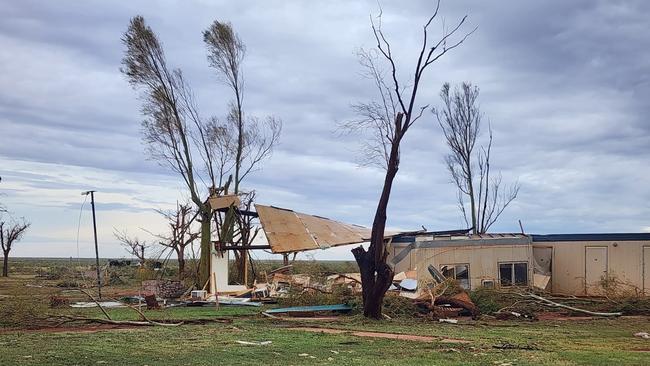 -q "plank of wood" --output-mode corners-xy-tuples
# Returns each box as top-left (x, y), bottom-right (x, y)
(208, 194), (240, 210)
